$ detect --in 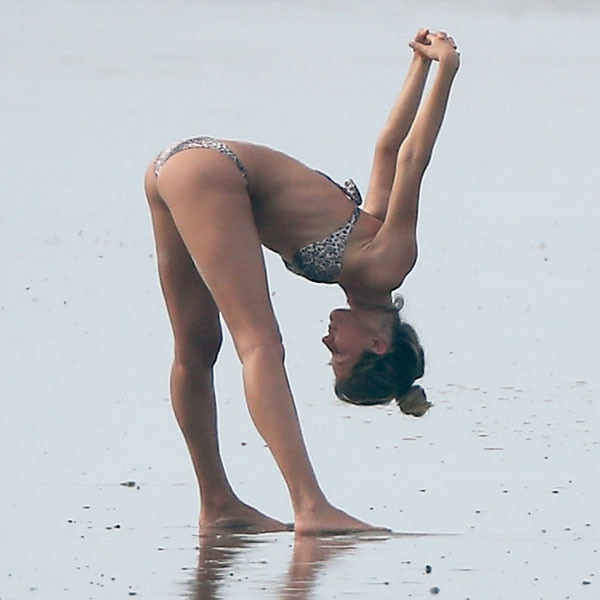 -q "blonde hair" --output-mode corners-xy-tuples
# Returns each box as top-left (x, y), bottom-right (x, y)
(334, 305), (431, 417)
